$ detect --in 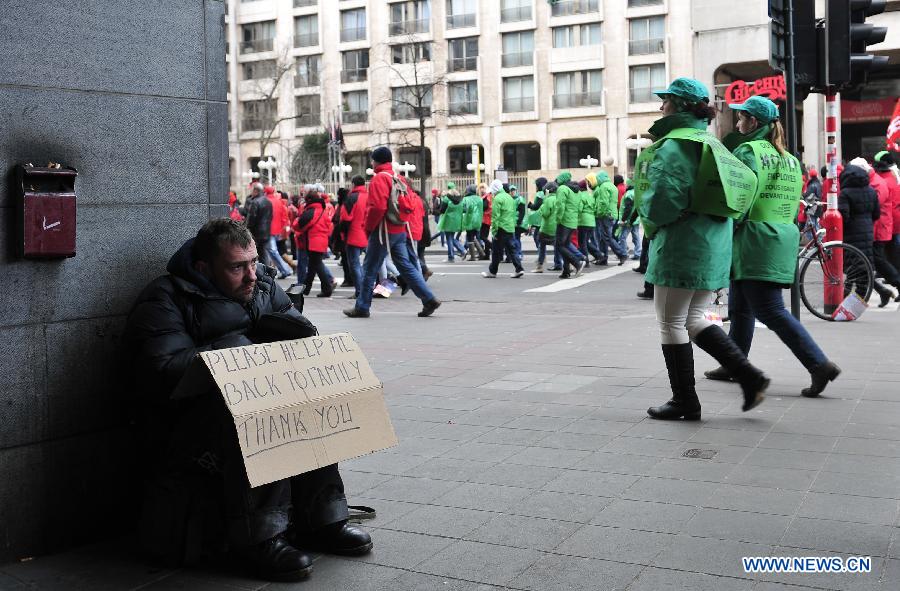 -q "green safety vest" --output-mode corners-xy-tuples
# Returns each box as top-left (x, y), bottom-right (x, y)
(743, 141), (803, 224)
(634, 128), (758, 236)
